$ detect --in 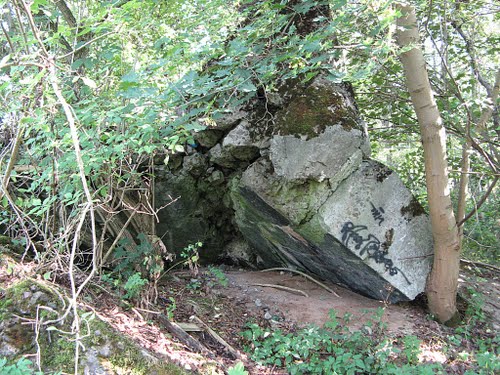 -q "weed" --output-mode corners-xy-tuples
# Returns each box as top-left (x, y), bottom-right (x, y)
(206, 266), (229, 287)
(123, 272), (148, 300)
(227, 362), (248, 375)
(186, 278), (202, 291)
(0, 357), (61, 375)
(402, 335), (421, 365)
(180, 242), (202, 276)
(165, 297), (176, 320)
(240, 309), (443, 374)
